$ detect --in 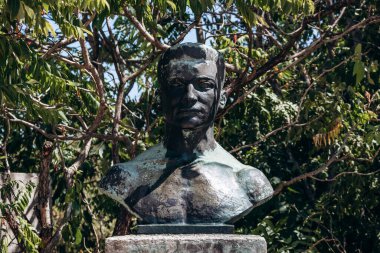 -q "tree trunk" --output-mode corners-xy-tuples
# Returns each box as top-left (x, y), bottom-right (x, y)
(113, 207), (133, 235)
